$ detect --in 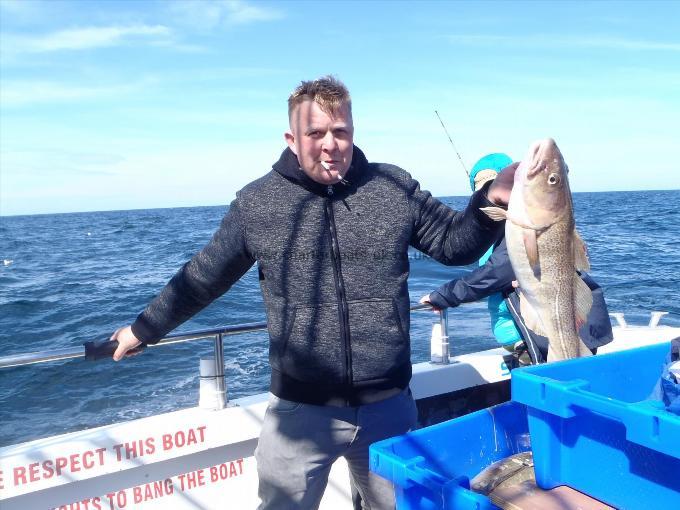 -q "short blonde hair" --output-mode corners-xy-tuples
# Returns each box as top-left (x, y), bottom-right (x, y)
(288, 75), (352, 120)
